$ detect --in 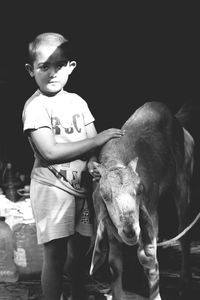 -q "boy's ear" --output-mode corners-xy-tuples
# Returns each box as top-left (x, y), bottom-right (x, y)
(68, 61), (77, 74)
(25, 64), (34, 77)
